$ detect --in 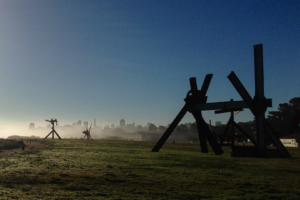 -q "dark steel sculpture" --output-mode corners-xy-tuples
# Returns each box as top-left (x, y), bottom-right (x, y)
(44, 119), (62, 140)
(82, 124), (93, 140)
(152, 44), (290, 158)
(152, 74), (224, 155)
(215, 100), (257, 148)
